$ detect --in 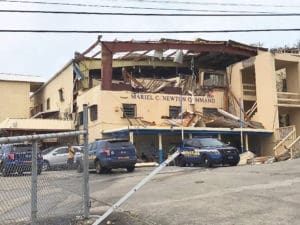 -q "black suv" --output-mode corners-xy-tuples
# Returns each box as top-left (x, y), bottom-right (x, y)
(77, 139), (137, 173)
